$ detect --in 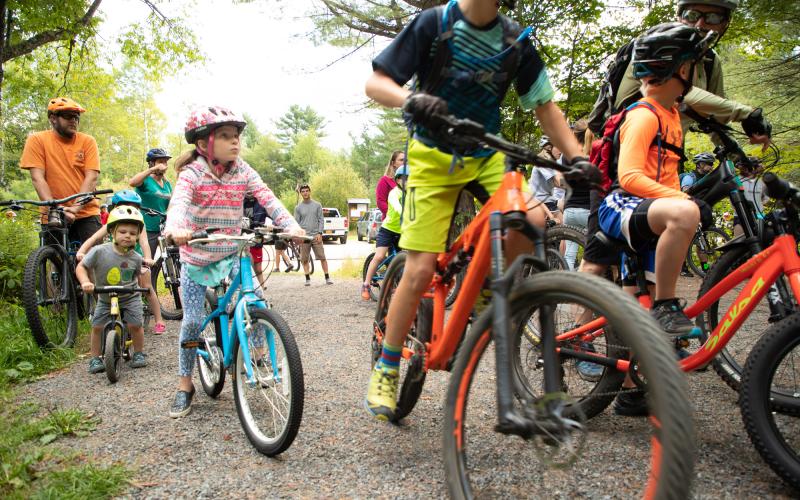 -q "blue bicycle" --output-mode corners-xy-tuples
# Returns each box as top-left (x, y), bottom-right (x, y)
(187, 227), (306, 456)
